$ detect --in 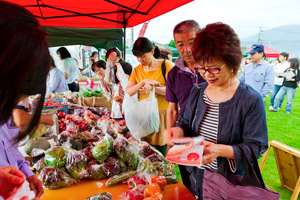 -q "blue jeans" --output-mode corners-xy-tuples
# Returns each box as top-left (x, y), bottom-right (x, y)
(270, 85), (284, 107)
(274, 86), (296, 113)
